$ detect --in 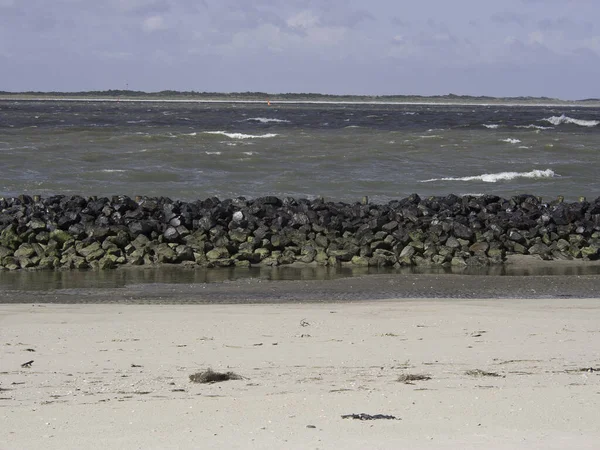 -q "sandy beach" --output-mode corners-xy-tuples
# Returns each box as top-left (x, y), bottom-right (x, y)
(1, 296), (599, 449)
